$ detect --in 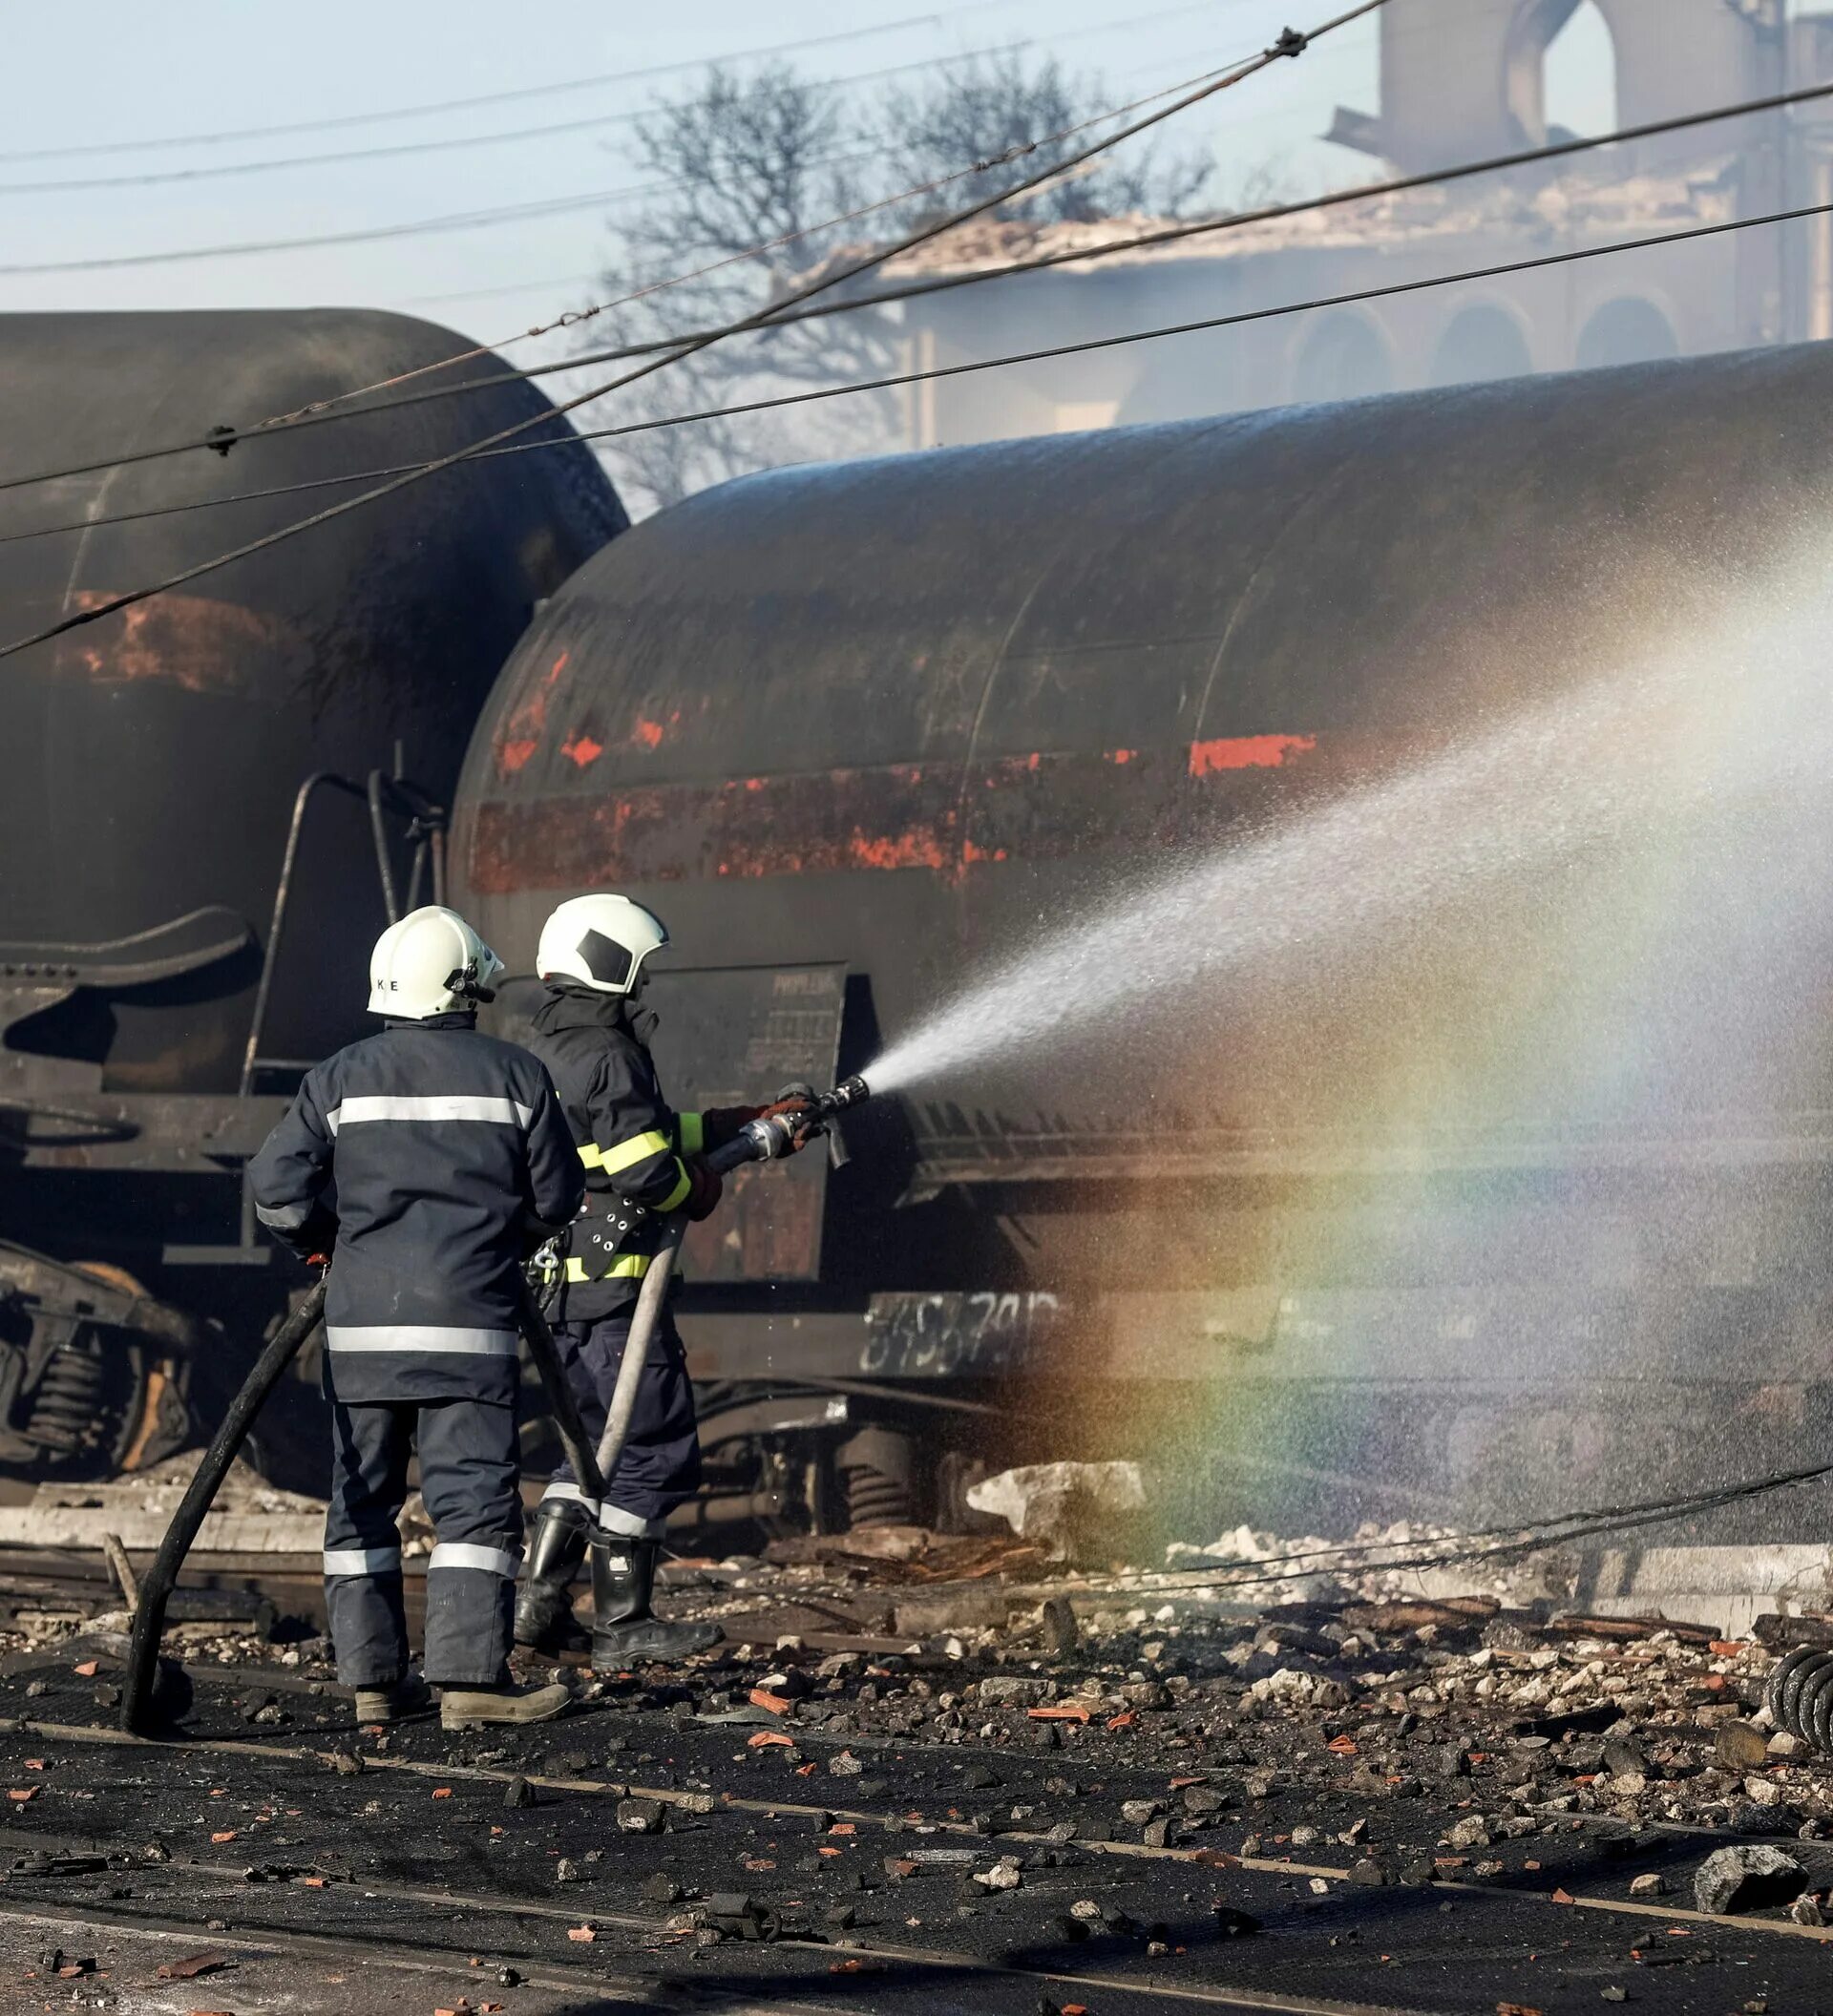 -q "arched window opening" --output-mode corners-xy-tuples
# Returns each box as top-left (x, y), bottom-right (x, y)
(1575, 297), (1679, 371)
(1506, 0), (1618, 147)
(1431, 304), (1534, 388)
(1292, 314), (1394, 406)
